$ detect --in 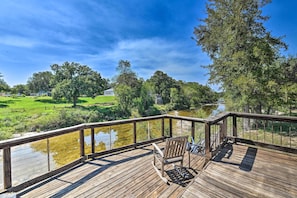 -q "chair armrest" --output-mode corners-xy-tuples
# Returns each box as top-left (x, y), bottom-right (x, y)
(152, 143), (164, 158)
